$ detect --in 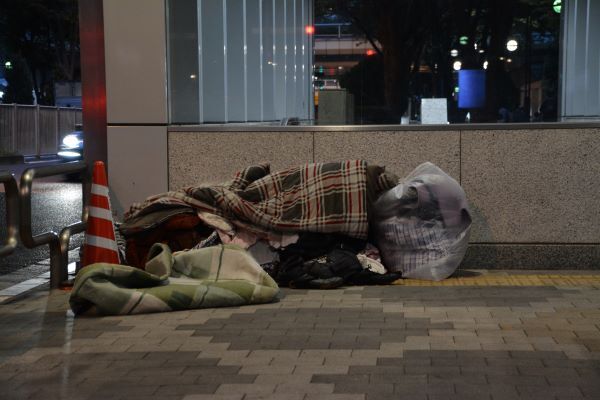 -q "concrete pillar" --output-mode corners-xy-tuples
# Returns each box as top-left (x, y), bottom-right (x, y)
(103, 0), (168, 216)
